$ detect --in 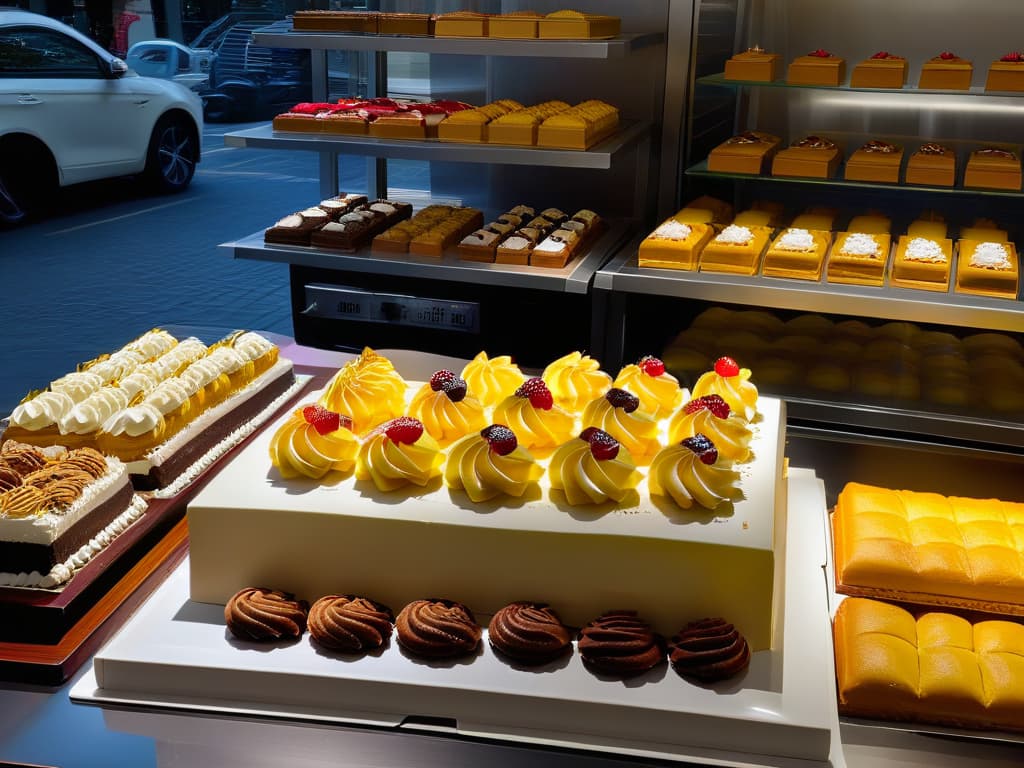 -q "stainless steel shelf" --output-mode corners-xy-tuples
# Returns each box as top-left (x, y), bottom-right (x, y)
(594, 251), (1024, 333)
(223, 122), (649, 169)
(224, 220), (633, 295)
(698, 72), (1024, 99)
(685, 160), (1024, 199)
(251, 30), (663, 58)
